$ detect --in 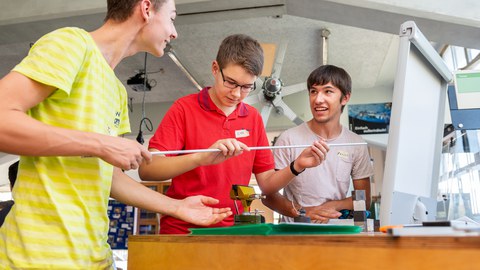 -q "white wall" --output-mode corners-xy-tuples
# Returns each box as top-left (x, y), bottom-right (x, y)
(347, 85), (393, 196)
(128, 102), (173, 137)
(0, 154), (19, 187)
(128, 83), (397, 135)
